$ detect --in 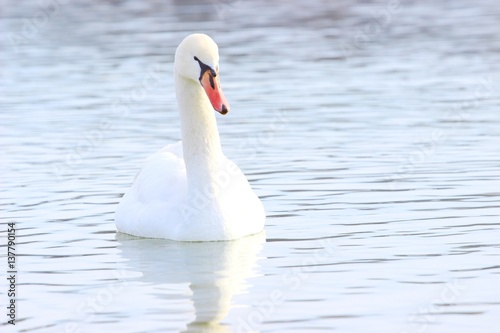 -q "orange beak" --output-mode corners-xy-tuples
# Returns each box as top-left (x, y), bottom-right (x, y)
(200, 70), (230, 115)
